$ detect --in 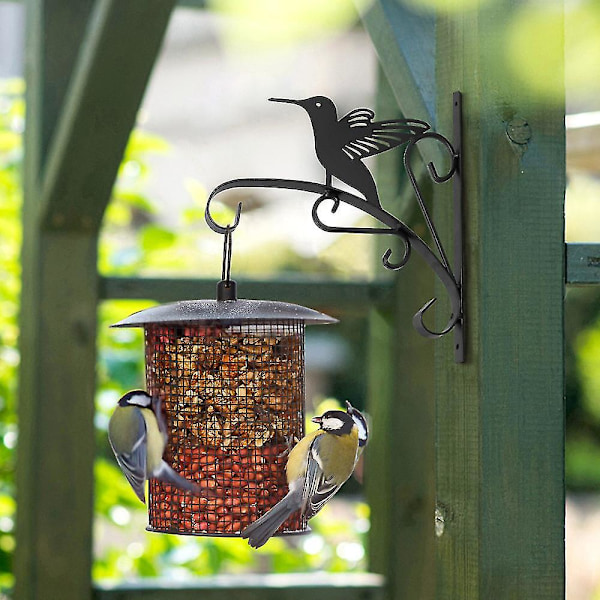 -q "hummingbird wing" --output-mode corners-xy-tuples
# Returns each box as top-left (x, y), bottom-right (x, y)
(302, 437), (342, 519)
(338, 108), (430, 160)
